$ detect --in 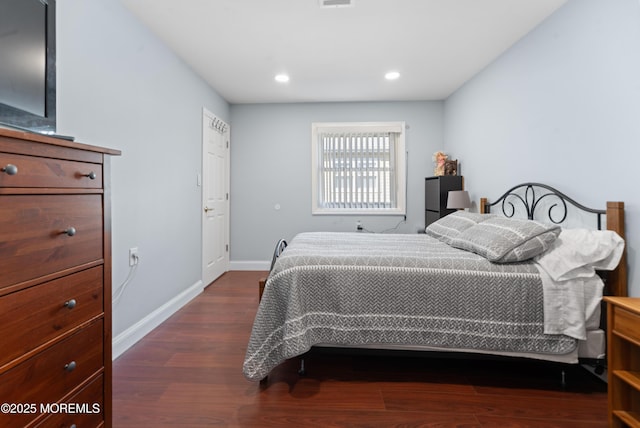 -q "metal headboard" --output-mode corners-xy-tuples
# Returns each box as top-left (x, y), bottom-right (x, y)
(482, 182), (606, 230)
(269, 239), (288, 271)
